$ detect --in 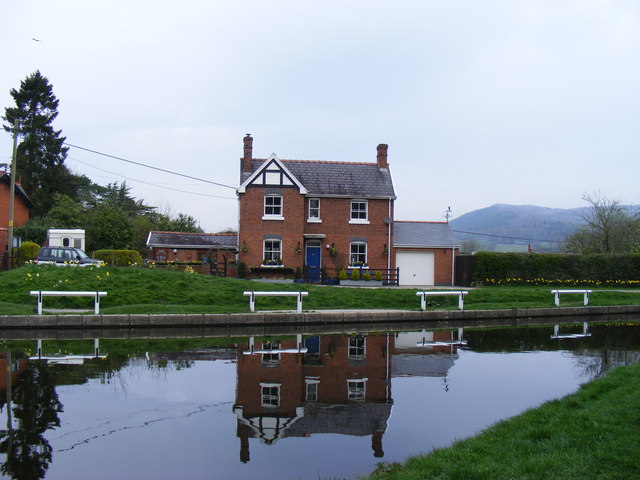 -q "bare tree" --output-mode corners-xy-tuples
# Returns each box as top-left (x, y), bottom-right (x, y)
(563, 192), (639, 254)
